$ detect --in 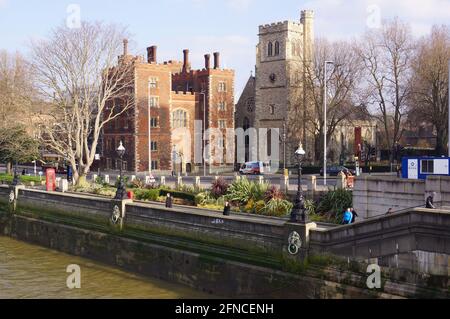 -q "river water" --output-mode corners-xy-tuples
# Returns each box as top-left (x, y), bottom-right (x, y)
(0, 236), (210, 299)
